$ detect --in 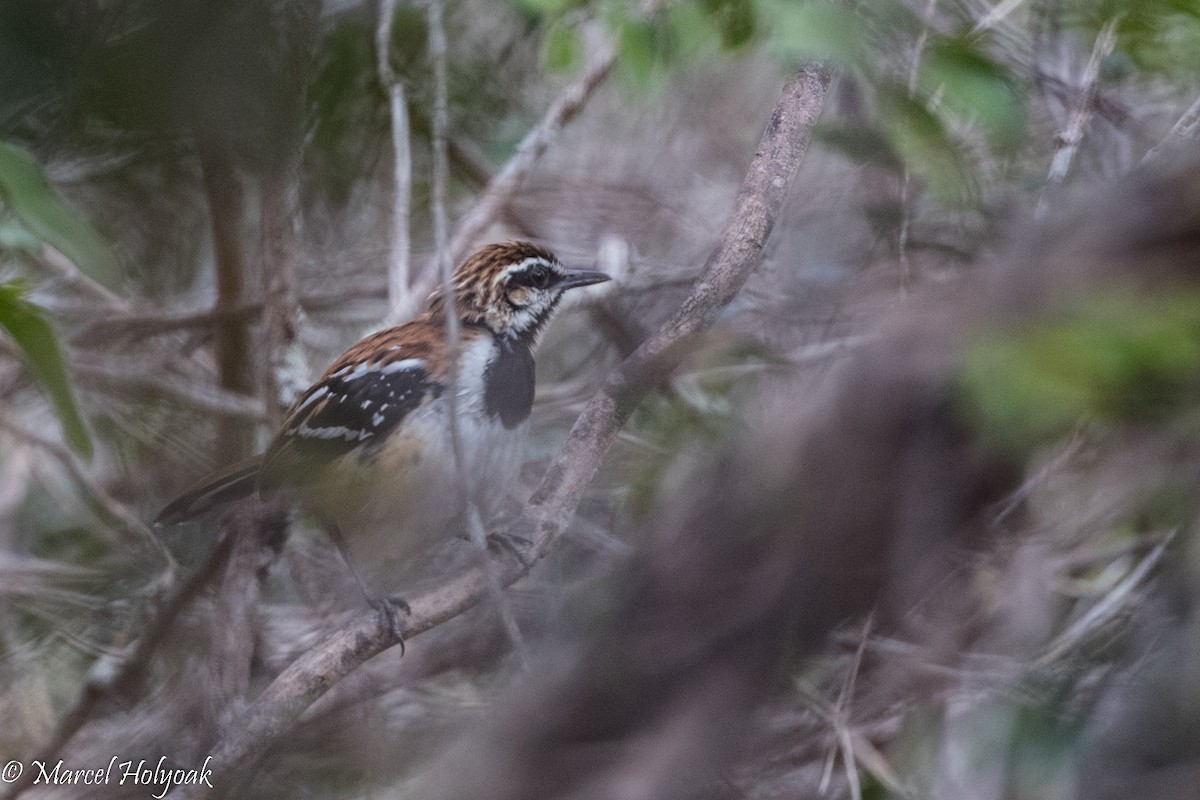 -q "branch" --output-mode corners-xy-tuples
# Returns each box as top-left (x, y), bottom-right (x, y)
(447, 39), (616, 266)
(0, 411), (171, 568)
(1142, 92), (1200, 164)
(169, 61), (833, 799)
(69, 286), (386, 341)
(195, 136), (256, 459)
(1036, 16), (1119, 215)
(72, 359), (265, 421)
(378, 0), (414, 324)
(427, 0), (529, 663)
(259, 1), (319, 426)
(260, 167), (305, 427)
(396, 37), (618, 320)
(0, 532), (236, 800)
